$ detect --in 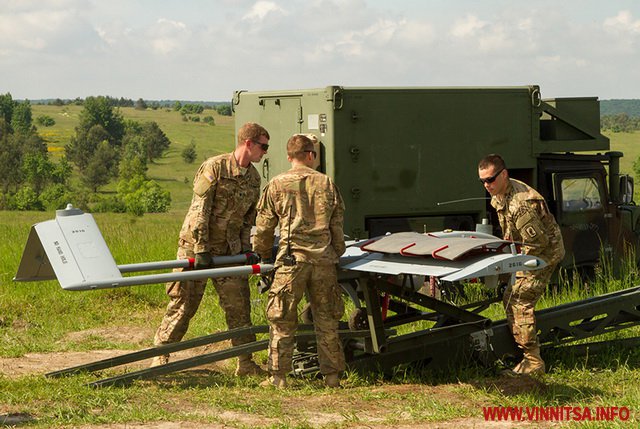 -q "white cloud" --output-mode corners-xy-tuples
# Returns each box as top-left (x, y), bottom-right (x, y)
(147, 18), (190, 55)
(450, 15), (486, 38)
(604, 10), (640, 34)
(242, 1), (288, 23)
